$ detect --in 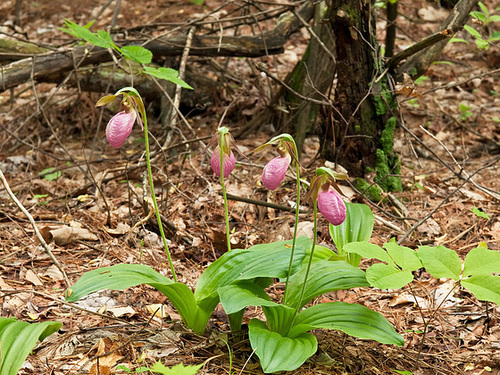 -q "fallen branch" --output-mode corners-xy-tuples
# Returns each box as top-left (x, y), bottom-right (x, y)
(0, 2), (314, 92)
(394, 0), (479, 80)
